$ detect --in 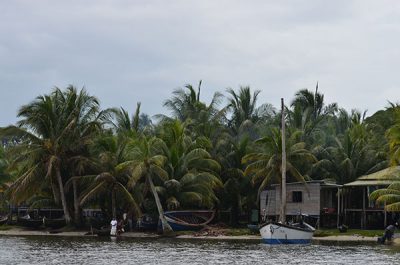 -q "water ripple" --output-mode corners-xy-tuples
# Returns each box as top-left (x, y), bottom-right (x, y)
(0, 236), (399, 265)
